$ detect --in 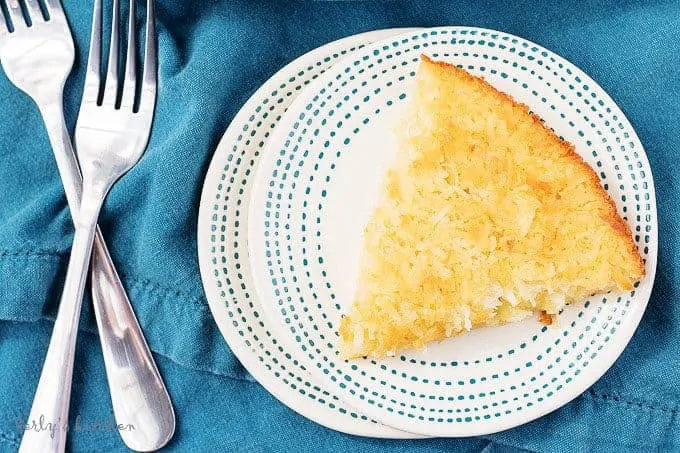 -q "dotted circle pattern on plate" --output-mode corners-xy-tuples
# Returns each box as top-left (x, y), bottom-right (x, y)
(249, 27), (658, 436)
(197, 29), (426, 438)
